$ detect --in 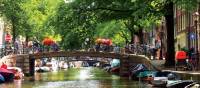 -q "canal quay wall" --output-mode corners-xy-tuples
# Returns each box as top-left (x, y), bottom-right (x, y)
(151, 60), (200, 80)
(0, 51), (157, 77)
(0, 54), (30, 75)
